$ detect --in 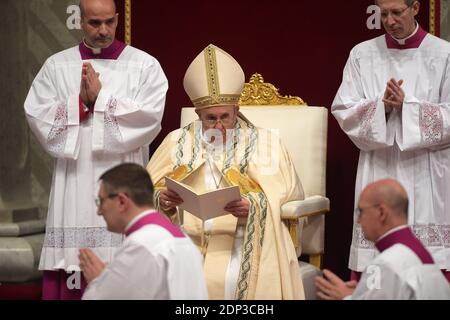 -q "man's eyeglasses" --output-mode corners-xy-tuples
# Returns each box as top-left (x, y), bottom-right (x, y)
(355, 204), (380, 216)
(380, 4), (412, 19)
(95, 193), (118, 207)
(203, 114), (234, 126)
